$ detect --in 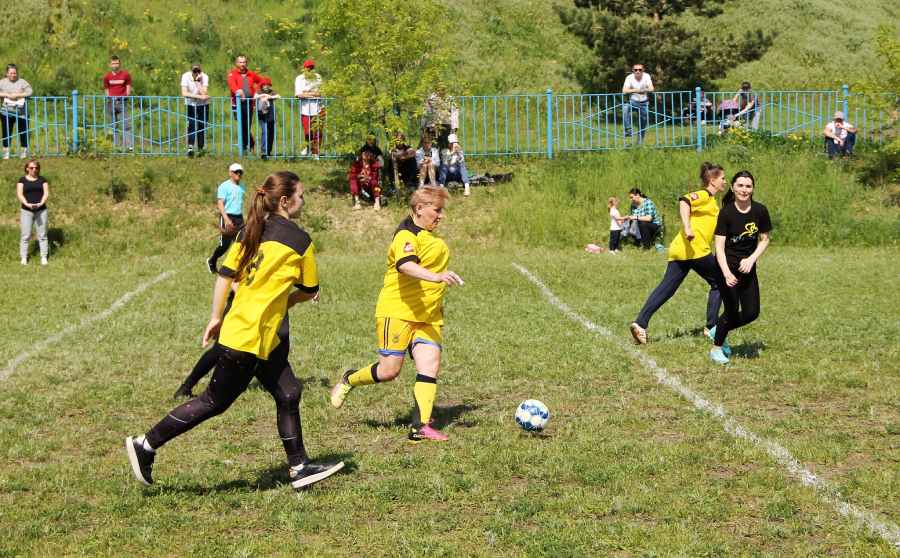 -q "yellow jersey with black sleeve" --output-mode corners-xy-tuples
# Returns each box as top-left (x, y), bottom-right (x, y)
(667, 188), (719, 261)
(217, 215), (319, 360)
(375, 216), (449, 325)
